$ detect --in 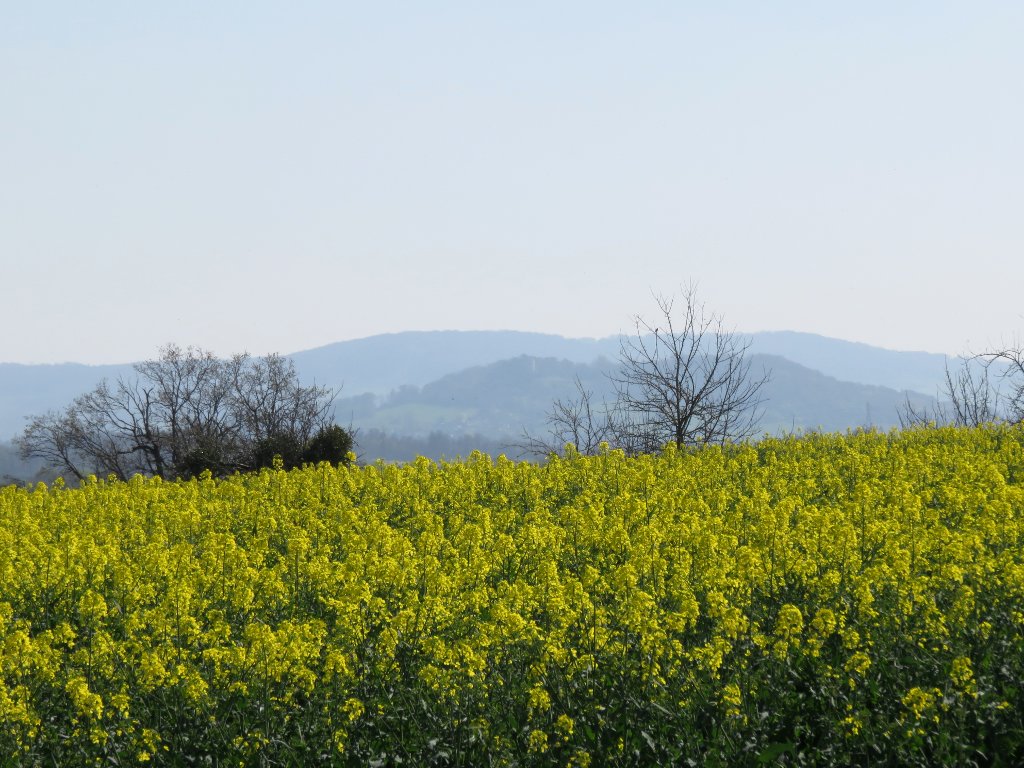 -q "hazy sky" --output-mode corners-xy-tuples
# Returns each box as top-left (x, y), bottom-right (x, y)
(3, 2), (1022, 364)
